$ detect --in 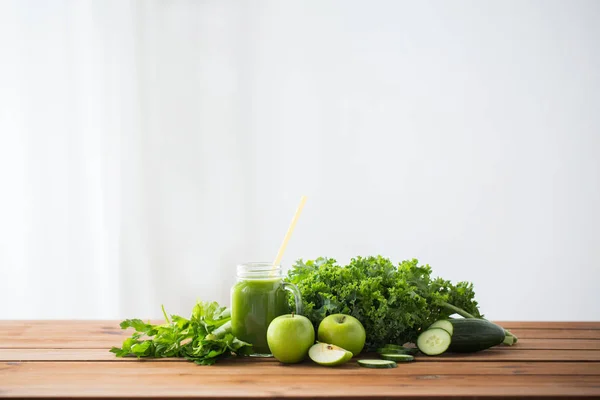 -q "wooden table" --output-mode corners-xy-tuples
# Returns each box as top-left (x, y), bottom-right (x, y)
(0, 321), (599, 399)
